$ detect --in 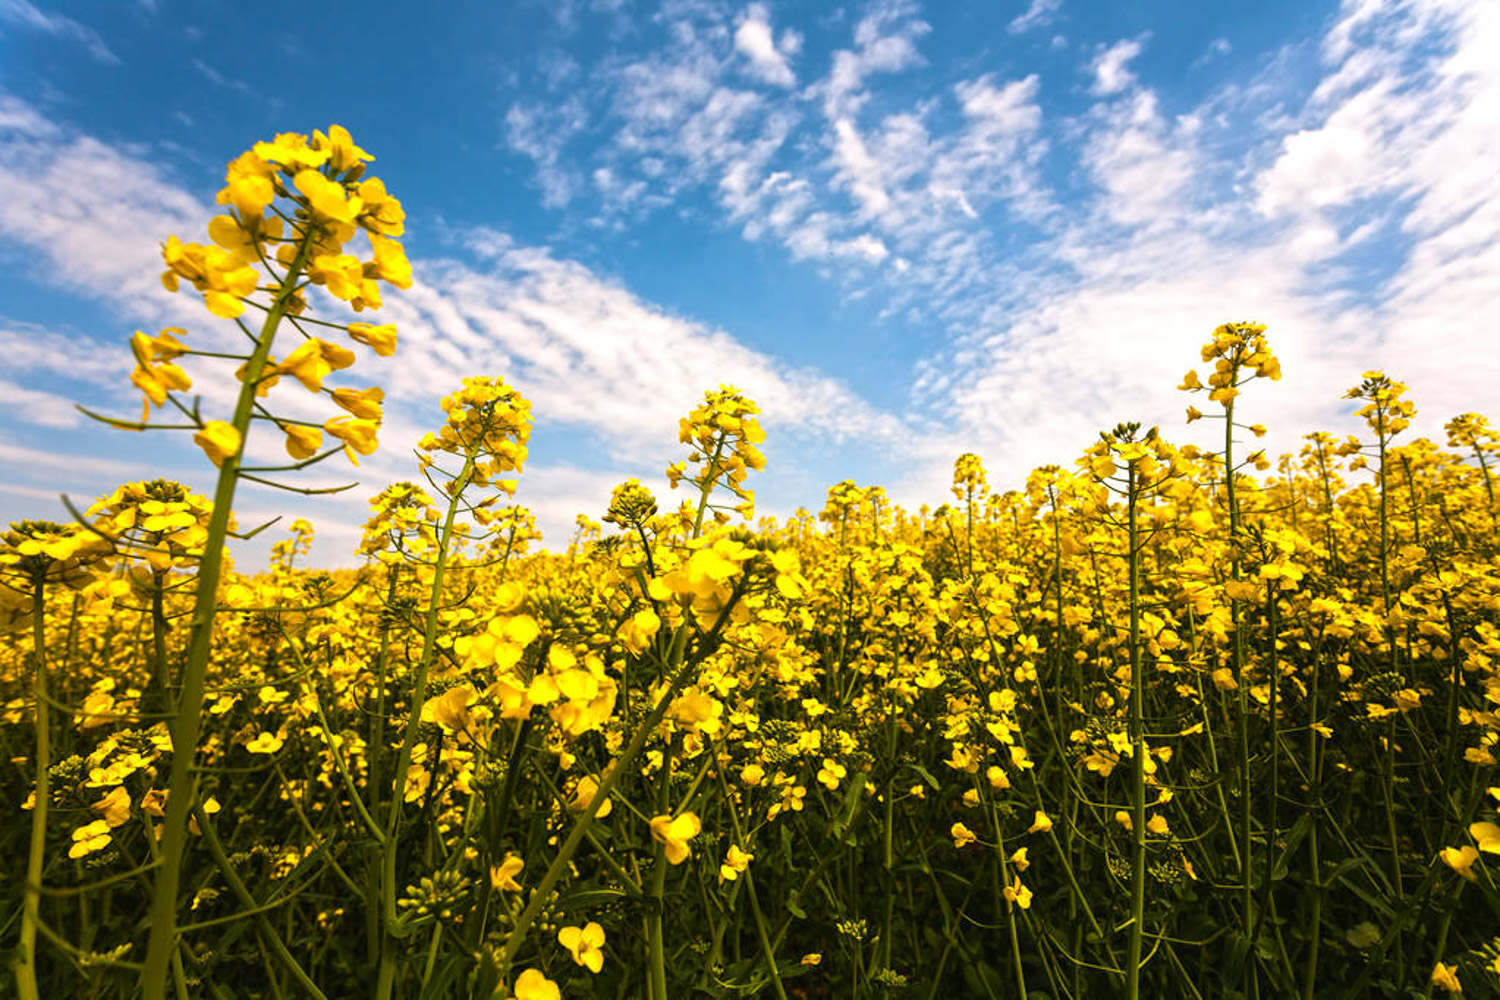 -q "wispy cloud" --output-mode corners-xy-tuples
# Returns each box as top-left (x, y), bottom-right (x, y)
(0, 0), (119, 64)
(1008, 0), (1062, 35)
(1089, 37), (1145, 95)
(734, 3), (798, 87)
